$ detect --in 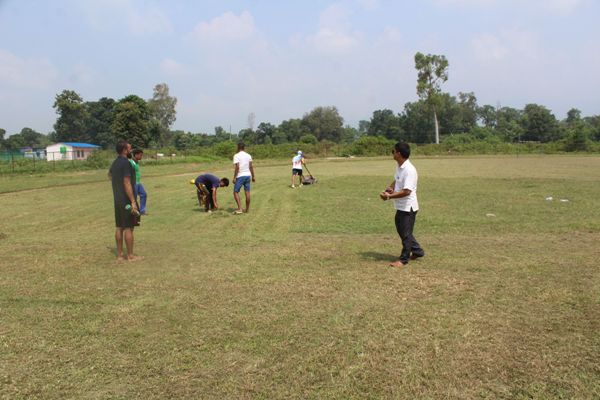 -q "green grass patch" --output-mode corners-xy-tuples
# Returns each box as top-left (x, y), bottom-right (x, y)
(1, 155), (599, 399)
